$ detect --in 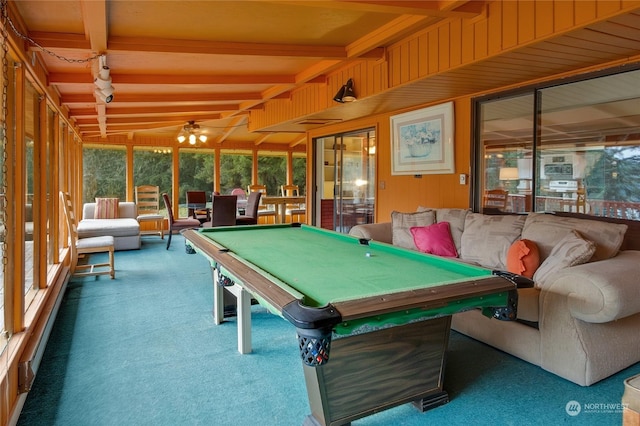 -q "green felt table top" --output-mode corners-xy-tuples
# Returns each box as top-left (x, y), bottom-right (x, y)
(198, 224), (493, 308)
